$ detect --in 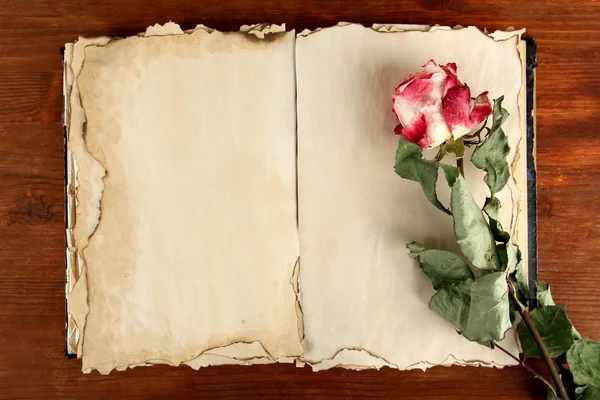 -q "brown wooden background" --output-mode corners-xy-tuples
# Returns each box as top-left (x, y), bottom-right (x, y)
(1, 0), (599, 398)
